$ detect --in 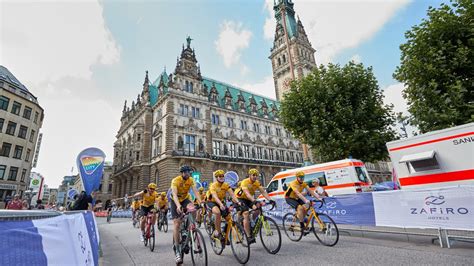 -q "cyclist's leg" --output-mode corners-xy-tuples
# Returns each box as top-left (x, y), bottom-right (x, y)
(207, 202), (221, 236)
(170, 199), (182, 245)
(140, 206), (147, 232)
(239, 199), (252, 237)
